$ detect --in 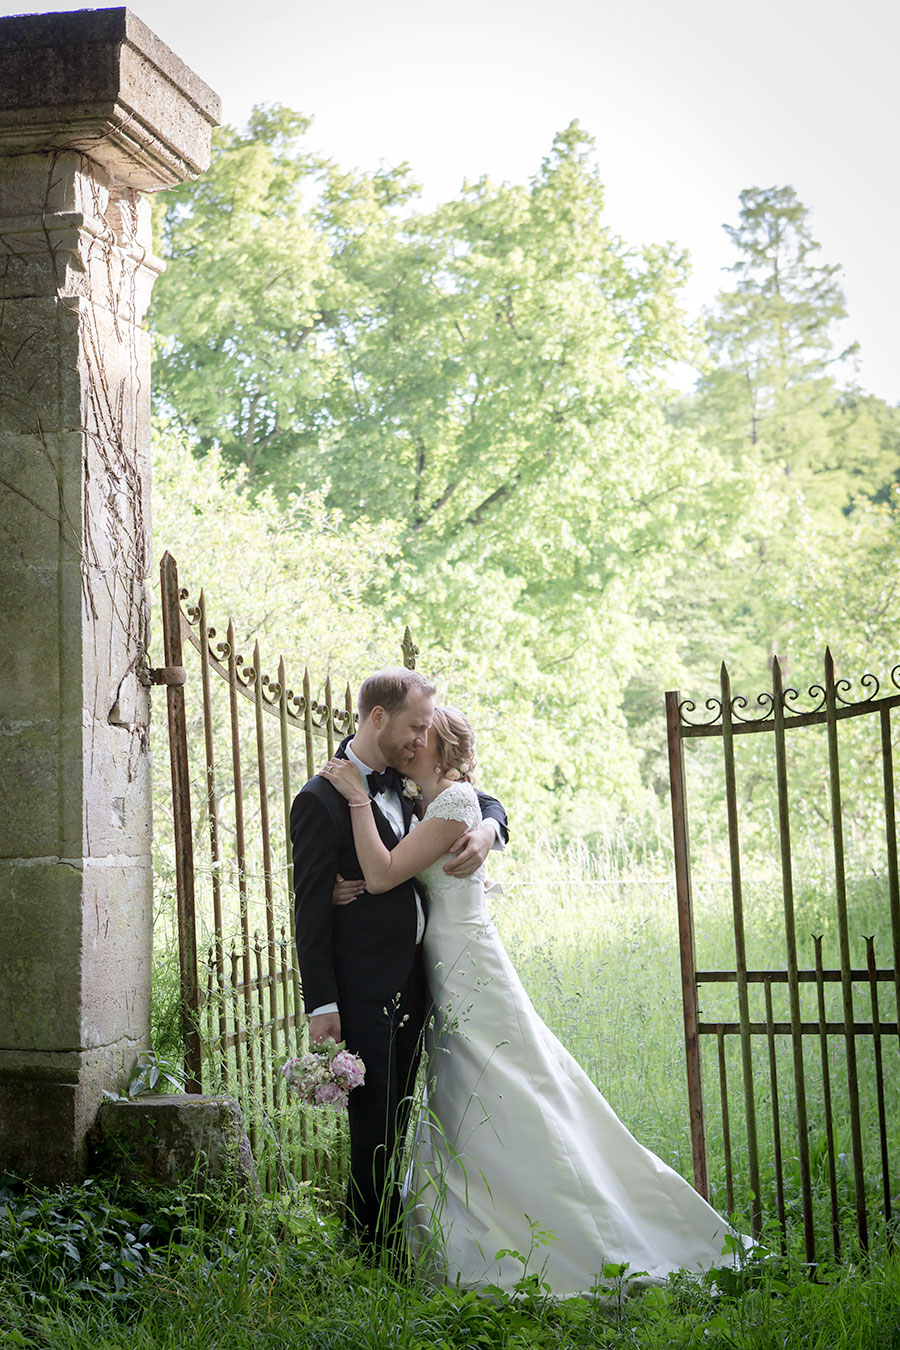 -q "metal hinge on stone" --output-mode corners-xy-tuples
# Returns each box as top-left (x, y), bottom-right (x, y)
(147, 666), (188, 687)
